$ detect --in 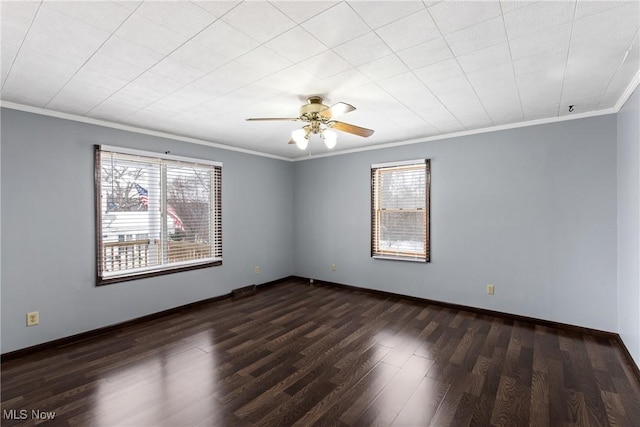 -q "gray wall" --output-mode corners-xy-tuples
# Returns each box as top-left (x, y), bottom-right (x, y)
(1, 108), (293, 354)
(293, 116), (618, 332)
(1, 106), (628, 355)
(617, 86), (640, 365)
